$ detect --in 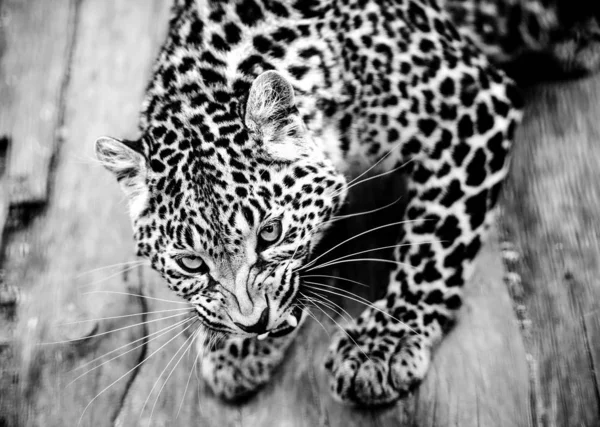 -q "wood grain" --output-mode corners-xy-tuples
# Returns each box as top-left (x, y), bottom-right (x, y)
(0, 0), (169, 425)
(0, 0), (76, 205)
(0, 136), (9, 250)
(501, 73), (600, 426)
